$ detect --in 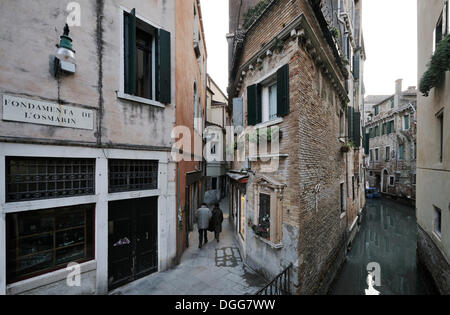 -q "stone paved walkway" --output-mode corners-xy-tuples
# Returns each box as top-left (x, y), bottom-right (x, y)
(110, 198), (267, 295)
